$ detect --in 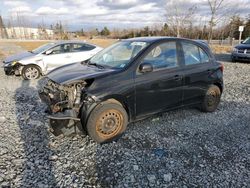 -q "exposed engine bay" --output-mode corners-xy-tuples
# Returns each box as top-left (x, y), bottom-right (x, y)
(39, 79), (85, 113)
(38, 78), (94, 136)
